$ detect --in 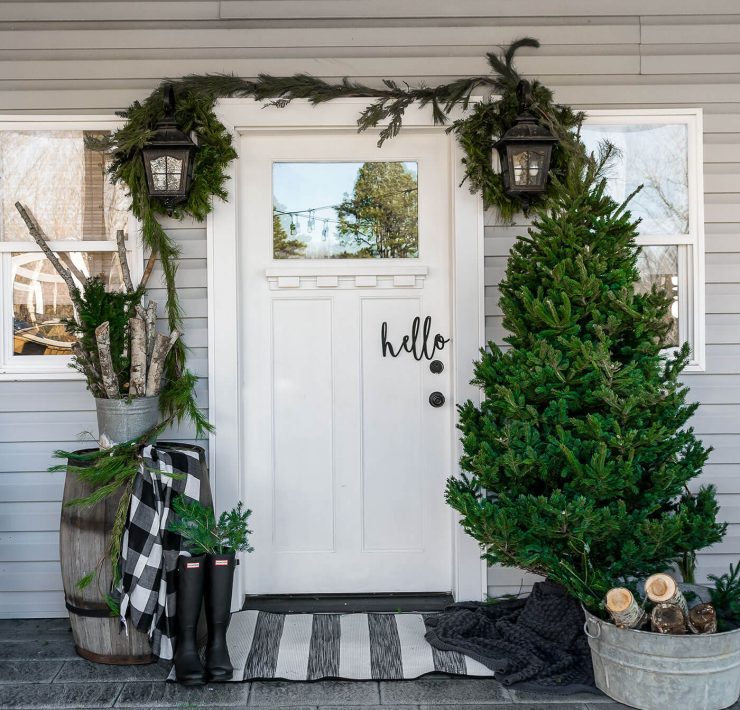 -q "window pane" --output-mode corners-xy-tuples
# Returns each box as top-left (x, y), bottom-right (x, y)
(0, 130), (130, 241)
(581, 123), (689, 236)
(636, 245), (679, 347)
(272, 161), (419, 259)
(12, 252), (125, 356)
